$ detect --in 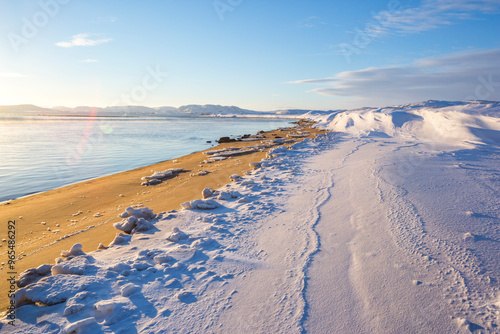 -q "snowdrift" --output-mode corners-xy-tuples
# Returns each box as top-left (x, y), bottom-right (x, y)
(309, 101), (500, 147)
